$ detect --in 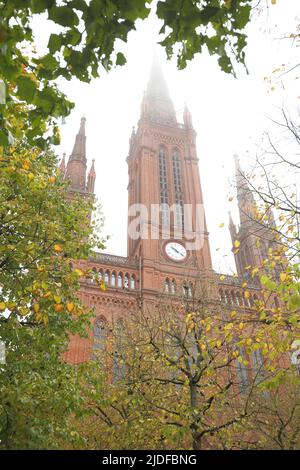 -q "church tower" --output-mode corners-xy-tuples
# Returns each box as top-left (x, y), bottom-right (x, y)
(127, 58), (212, 297)
(229, 155), (280, 278)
